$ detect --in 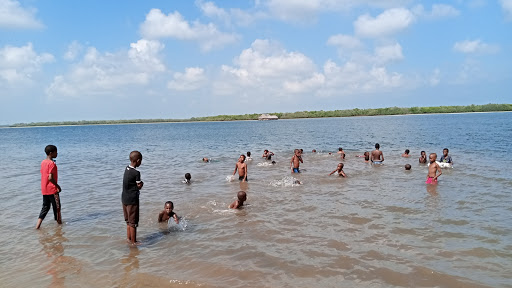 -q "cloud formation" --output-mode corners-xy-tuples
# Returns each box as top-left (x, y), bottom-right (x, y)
(46, 39), (165, 98)
(140, 8), (238, 51)
(500, 0), (512, 19)
(0, 0), (43, 29)
(0, 43), (53, 84)
(168, 67), (206, 91)
(453, 39), (500, 54)
(354, 8), (415, 38)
